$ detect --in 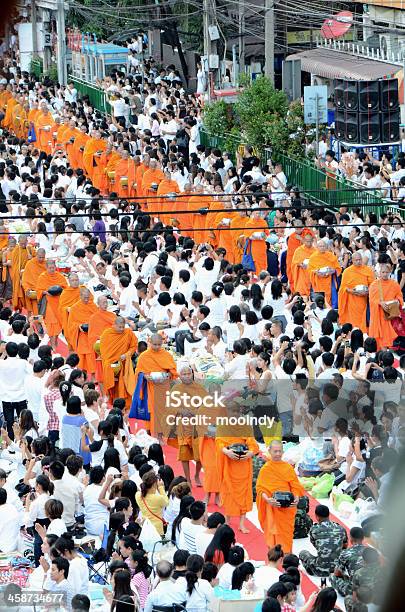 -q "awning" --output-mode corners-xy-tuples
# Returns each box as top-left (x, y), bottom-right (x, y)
(286, 47), (400, 81)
